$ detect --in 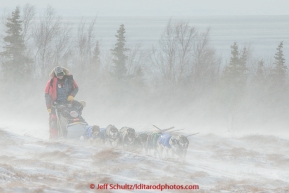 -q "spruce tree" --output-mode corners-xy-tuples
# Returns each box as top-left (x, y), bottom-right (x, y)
(267, 42), (288, 110)
(222, 42), (247, 89)
(92, 41), (100, 63)
(219, 43), (248, 129)
(255, 60), (265, 83)
(252, 60), (266, 100)
(111, 24), (129, 80)
(92, 41), (100, 73)
(0, 6), (32, 82)
(271, 41), (287, 84)
(133, 66), (145, 87)
(219, 42), (248, 116)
